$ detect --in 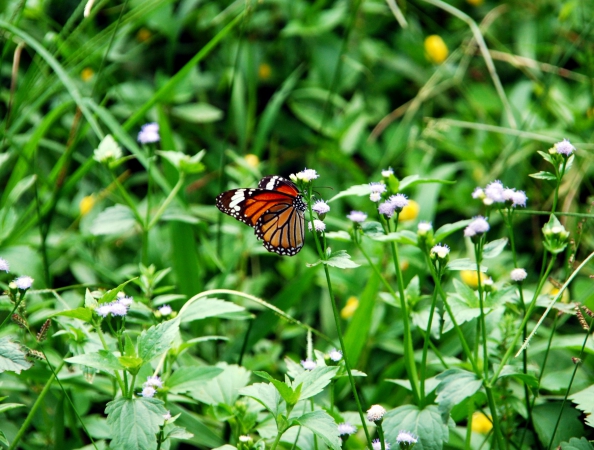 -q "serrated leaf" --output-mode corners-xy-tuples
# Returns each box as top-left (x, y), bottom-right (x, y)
(435, 369), (483, 415)
(90, 204), (137, 235)
(446, 258), (487, 272)
(537, 150), (555, 165)
(294, 410), (341, 450)
(179, 298), (245, 323)
(560, 437), (594, 450)
(52, 307), (93, 322)
(137, 317), (180, 362)
(384, 405), (449, 450)
(291, 366), (339, 400)
(325, 250), (359, 269)
(239, 382), (284, 417)
(190, 363), (250, 405)
(254, 371), (301, 405)
(105, 396), (167, 450)
(529, 171), (557, 180)
(0, 337), (33, 374)
(327, 184), (370, 202)
(434, 219), (472, 241)
(65, 350), (125, 371)
(569, 384), (594, 429)
(166, 367), (224, 394)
